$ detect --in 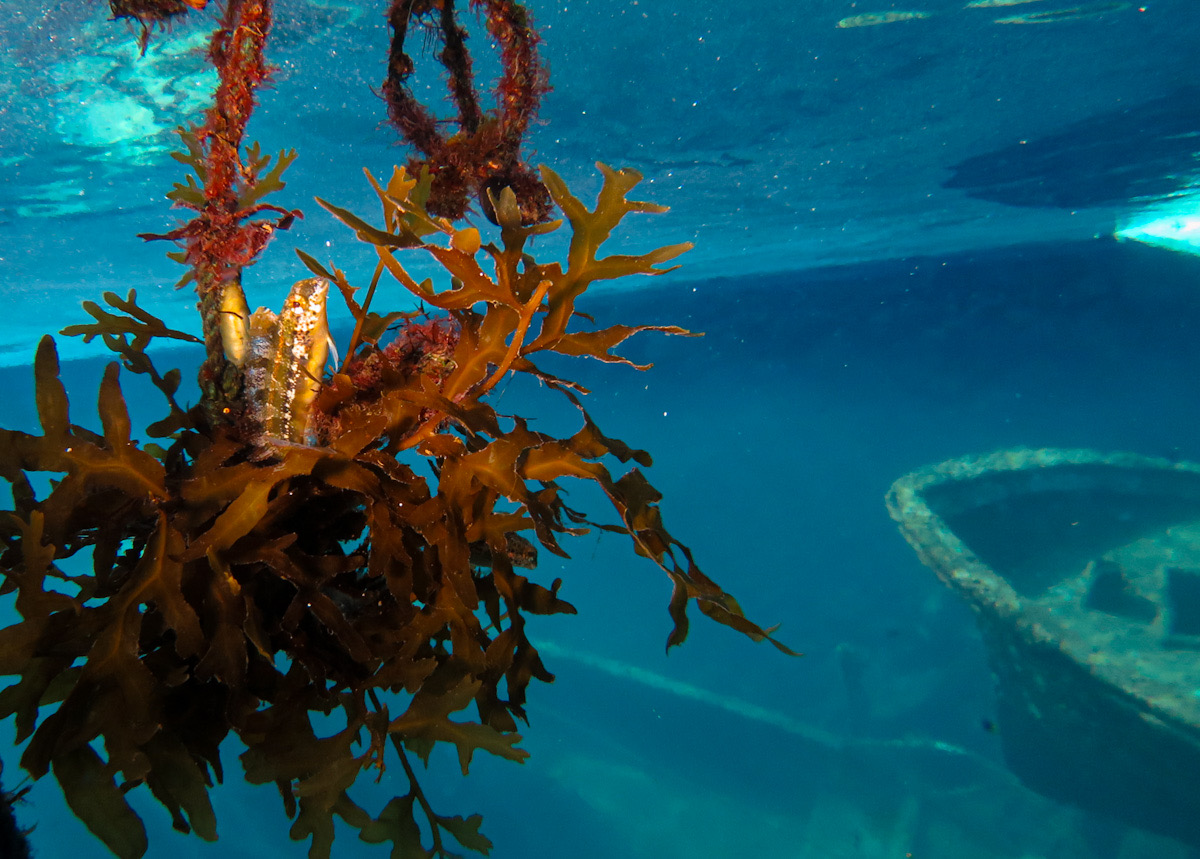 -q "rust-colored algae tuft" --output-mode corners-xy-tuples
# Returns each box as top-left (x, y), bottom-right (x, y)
(382, 0), (554, 225)
(0, 2), (795, 858)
